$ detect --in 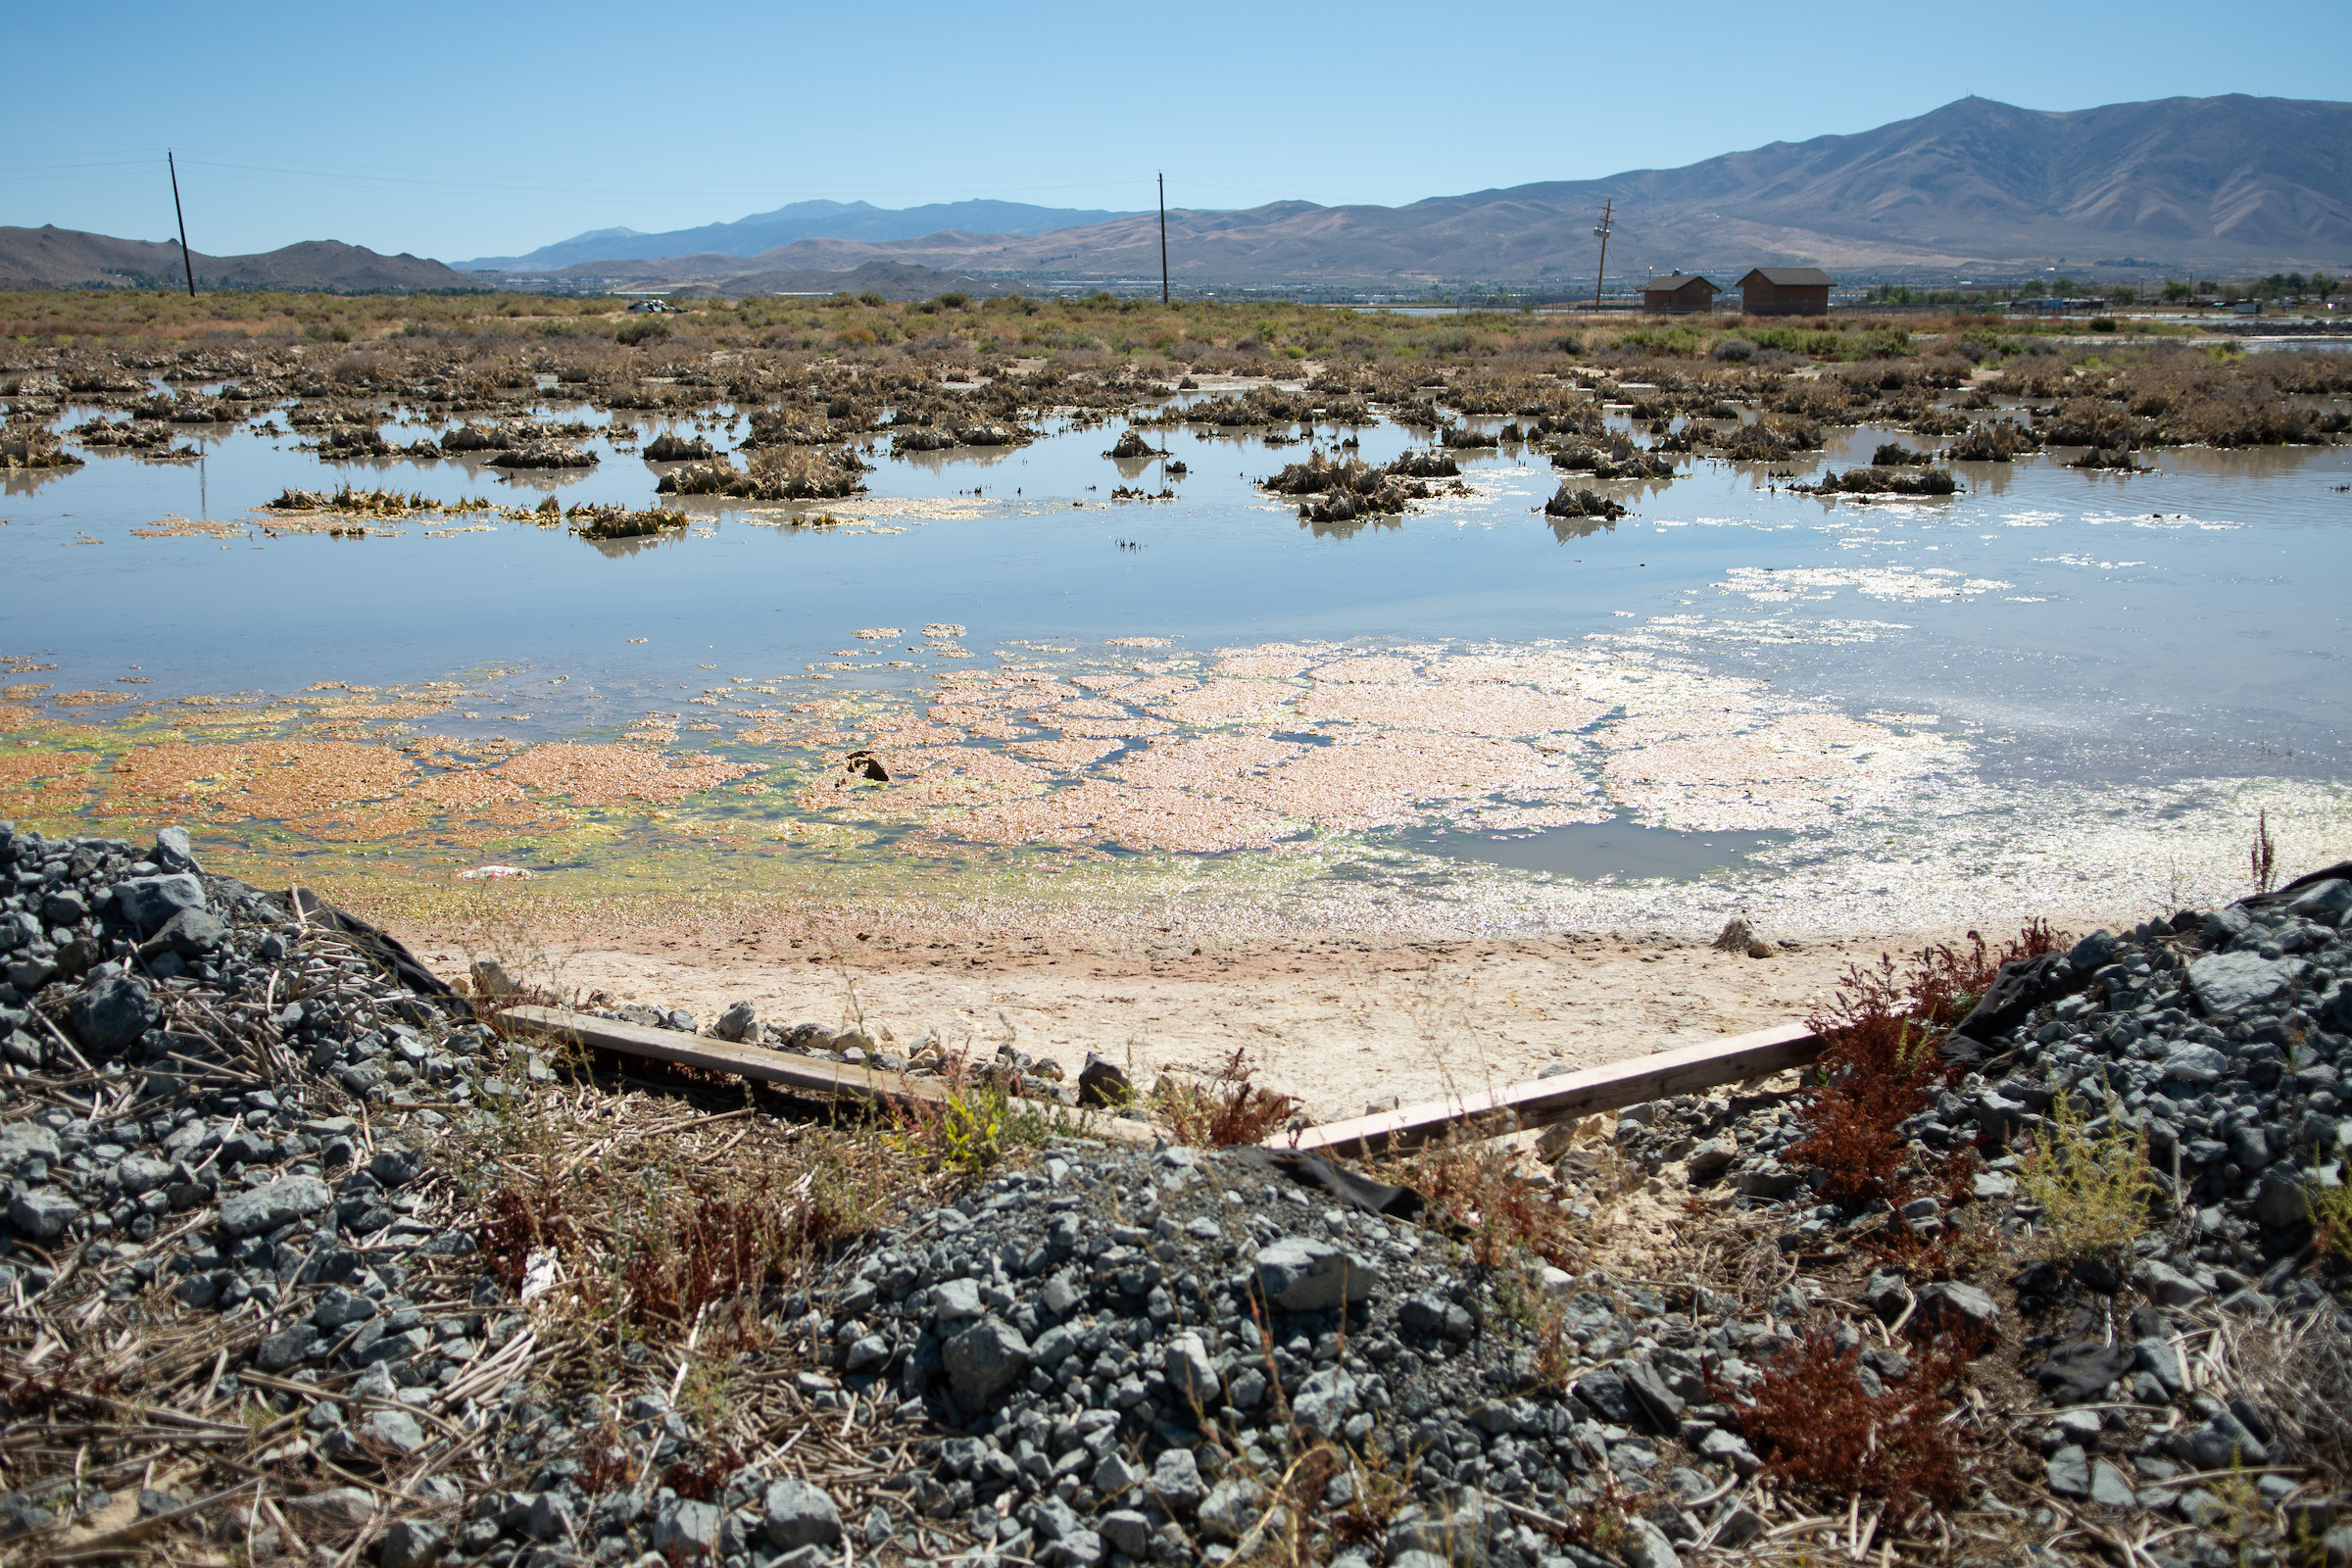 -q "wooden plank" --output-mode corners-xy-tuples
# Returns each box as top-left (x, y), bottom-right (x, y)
(1278, 1021), (1820, 1156)
(499, 1004), (1155, 1143)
